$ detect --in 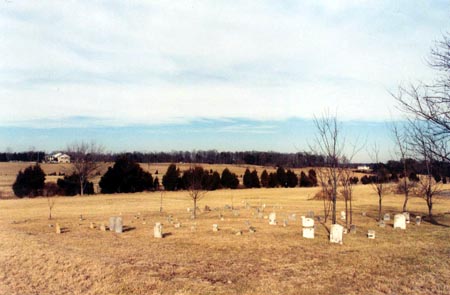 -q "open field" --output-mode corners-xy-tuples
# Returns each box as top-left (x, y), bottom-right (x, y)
(1, 184), (450, 295)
